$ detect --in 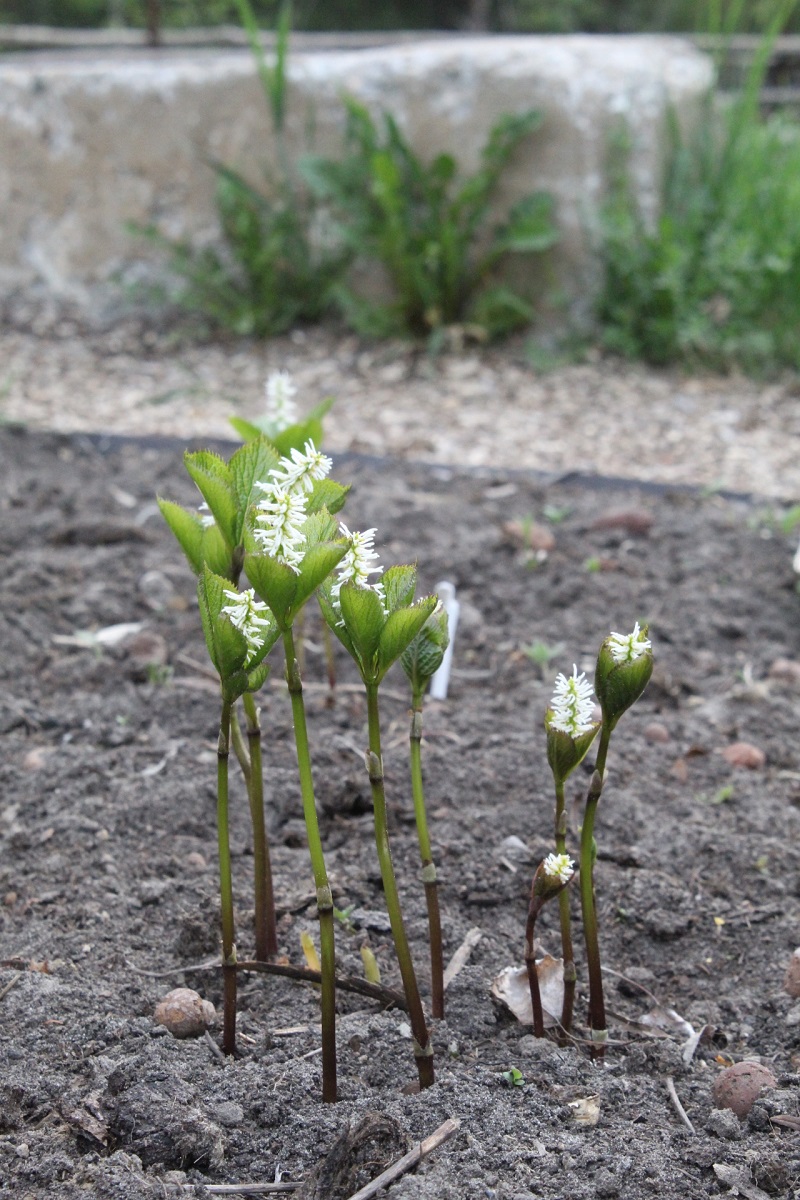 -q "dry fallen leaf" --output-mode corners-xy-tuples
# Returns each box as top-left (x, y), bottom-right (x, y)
(568, 1095), (601, 1126)
(491, 956), (565, 1027)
